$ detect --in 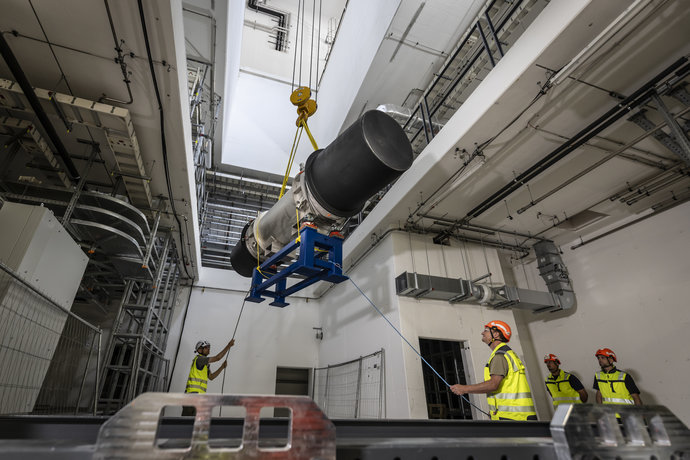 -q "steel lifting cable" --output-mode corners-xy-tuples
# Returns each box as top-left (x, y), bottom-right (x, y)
(219, 290), (249, 415)
(348, 277), (491, 417)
